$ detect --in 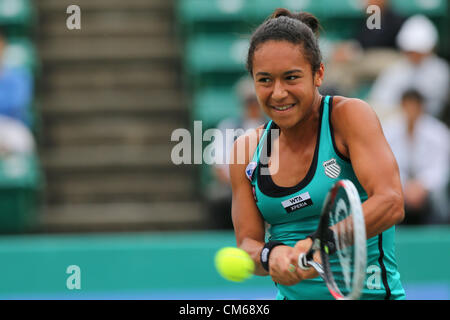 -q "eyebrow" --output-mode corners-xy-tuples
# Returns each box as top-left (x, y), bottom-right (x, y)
(255, 69), (304, 77)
